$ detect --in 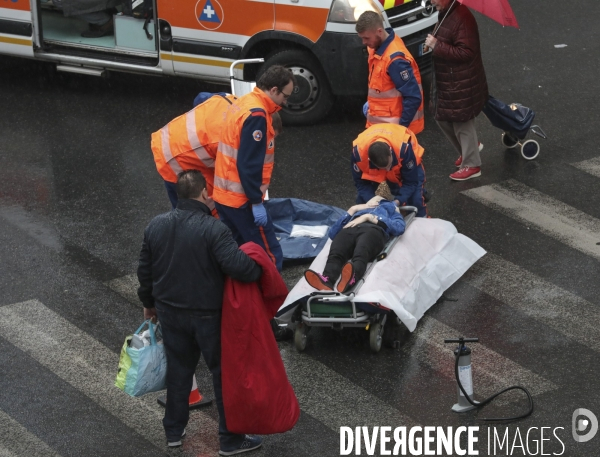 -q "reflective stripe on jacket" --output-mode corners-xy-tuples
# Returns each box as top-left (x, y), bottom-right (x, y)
(352, 124), (424, 185)
(150, 94), (237, 195)
(366, 34), (424, 134)
(213, 88), (280, 208)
